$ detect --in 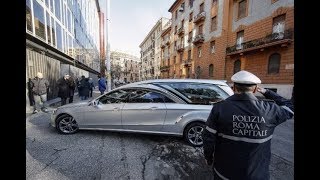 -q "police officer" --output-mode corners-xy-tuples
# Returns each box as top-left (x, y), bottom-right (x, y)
(203, 70), (294, 180)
